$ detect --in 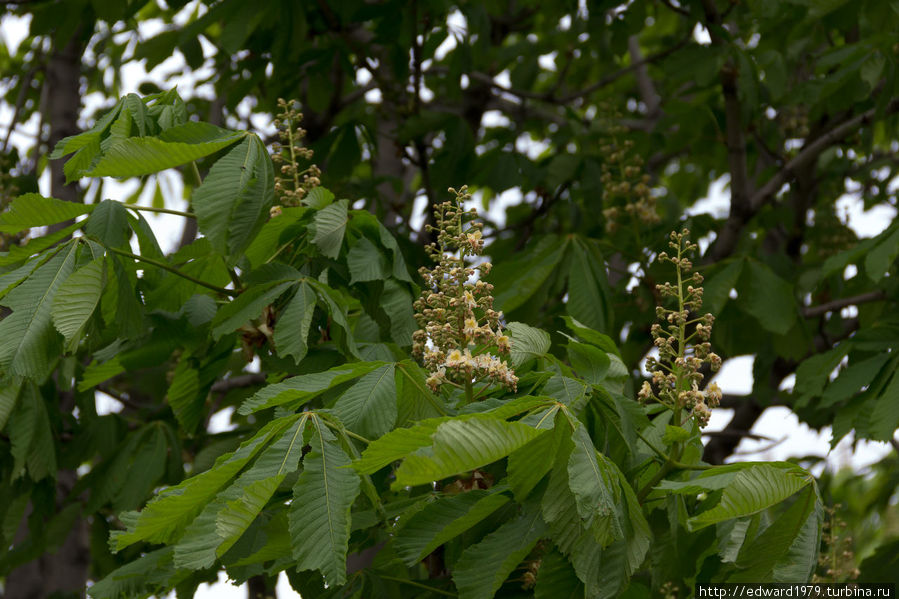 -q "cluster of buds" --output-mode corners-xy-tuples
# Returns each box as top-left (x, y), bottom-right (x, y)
(814, 504), (859, 582)
(412, 186), (517, 396)
(271, 98), (321, 207)
(639, 230), (721, 427)
(598, 114), (660, 233)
